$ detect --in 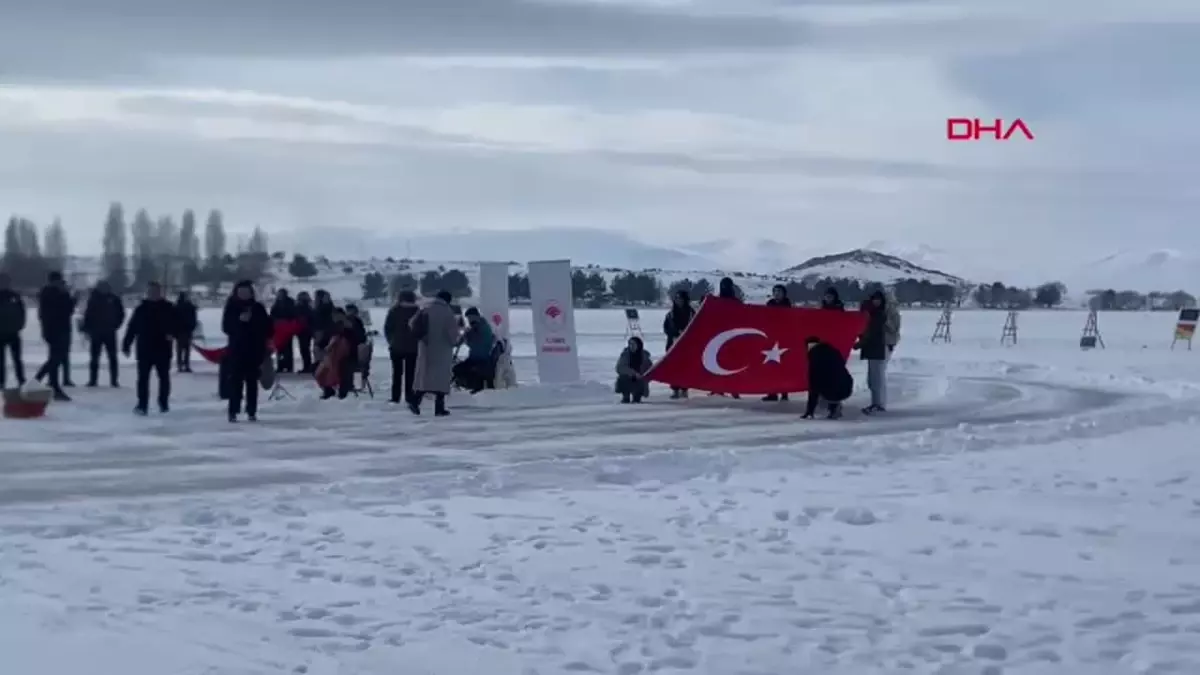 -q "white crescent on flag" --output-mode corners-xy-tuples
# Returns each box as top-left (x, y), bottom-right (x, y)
(701, 327), (767, 376)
